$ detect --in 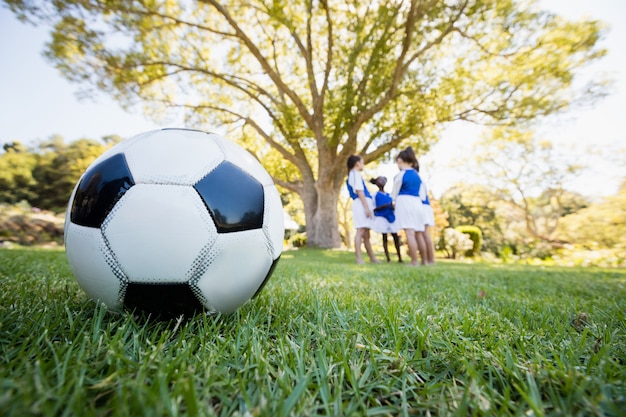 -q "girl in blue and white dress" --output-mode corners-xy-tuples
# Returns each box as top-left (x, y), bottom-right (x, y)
(346, 155), (379, 264)
(370, 176), (402, 263)
(391, 148), (426, 266)
(405, 146), (436, 265)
